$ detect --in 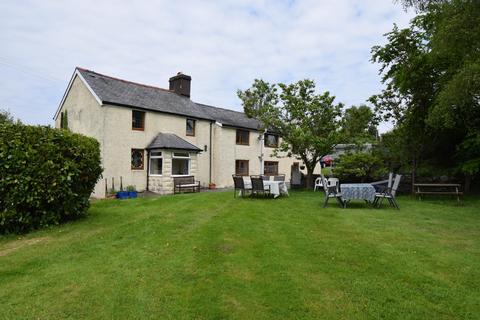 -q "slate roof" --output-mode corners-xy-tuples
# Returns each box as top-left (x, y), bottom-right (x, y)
(77, 68), (263, 131)
(146, 133), (202, 152)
